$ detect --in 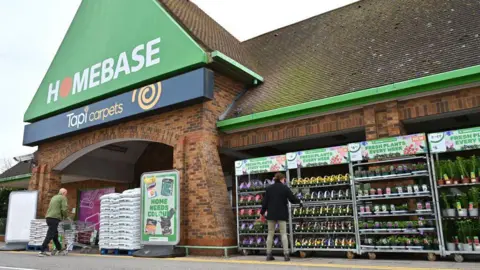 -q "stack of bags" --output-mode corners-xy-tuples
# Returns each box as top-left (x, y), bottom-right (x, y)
(116, 188), (142, 251)
(99, 193), (120, 250)
(99, 189), (142, 251)
(28, 219), (48, 246)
